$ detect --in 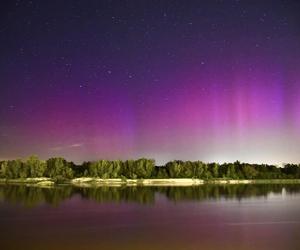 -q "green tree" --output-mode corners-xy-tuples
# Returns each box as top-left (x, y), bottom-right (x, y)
(25, 155), (46, 178)
(45, 157), (73, 179)
(242, 165), (258, 179)
(166, 161), (182, 178)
